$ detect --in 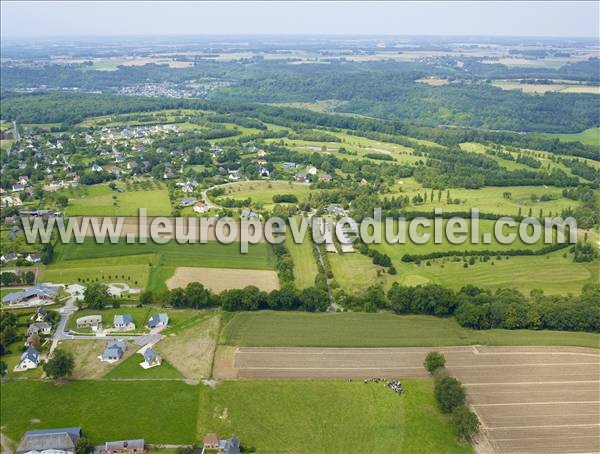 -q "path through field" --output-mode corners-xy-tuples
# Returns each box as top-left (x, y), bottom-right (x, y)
(214, 345), (600, 453)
